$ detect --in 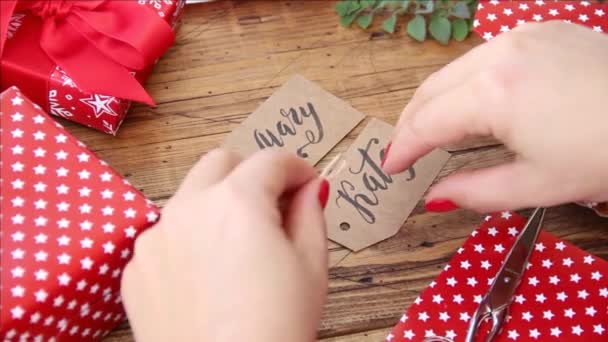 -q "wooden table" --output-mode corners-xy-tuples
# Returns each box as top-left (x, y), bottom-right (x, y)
(79, 1), (608, 340)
